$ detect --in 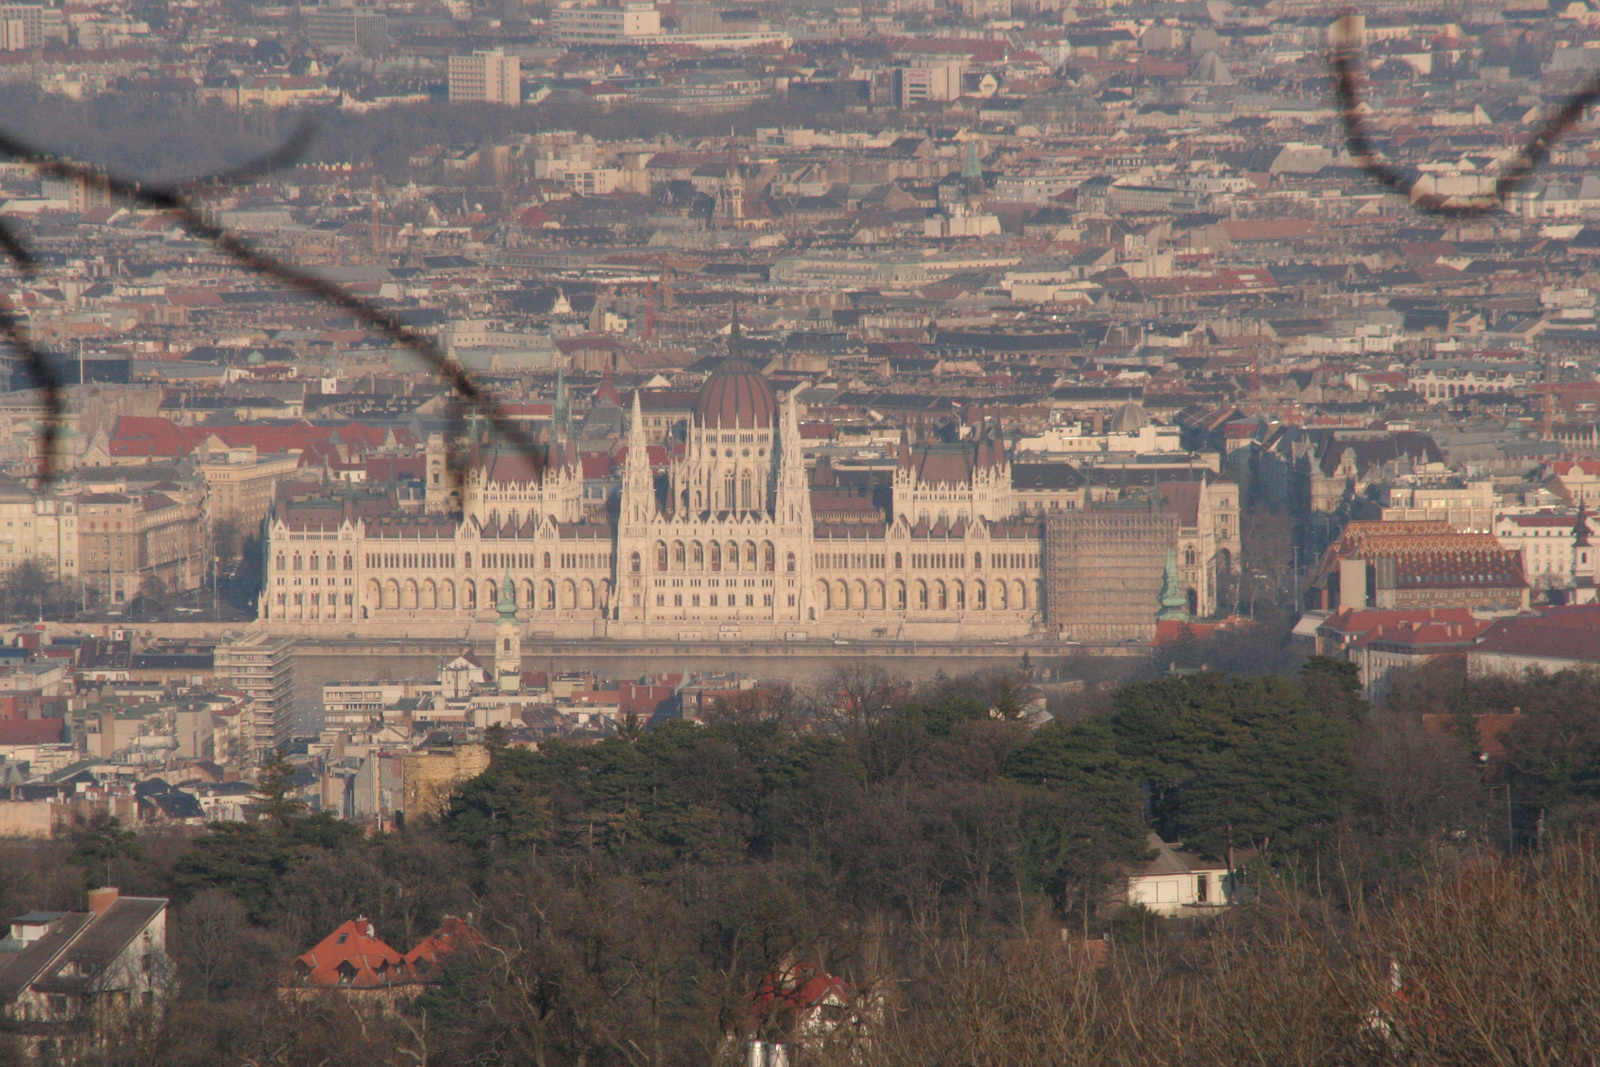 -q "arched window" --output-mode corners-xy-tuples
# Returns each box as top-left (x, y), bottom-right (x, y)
(276, 553), (285, 571)
(309, 555), (319, 571)
(631, 552), (641, 574)
(1185, 547), (1196, 566)
(916, 581), (929, 610)
(894, 552), (903, 569)
(344, 554), (353, 571)
(745, 542), (757, 567)
(464, 552), (472, 569)
(691, 542), (704, 567)
(673, 541), (686, 568)
(292, 553), (302, 571)
(740, 473), (753, 510)
(894, 581), (906, 611)
(657, 542), (668, 570)
(724, 472), (736, 510)
(973, 552), (982, 569)
(763, 542), (775, 572)
(543, 552), (552, 568)
(711, 542), (722, 571)
(785, 552), (796, 573)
